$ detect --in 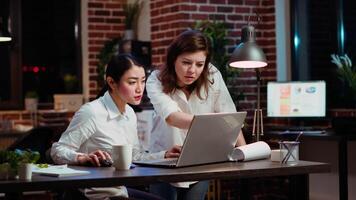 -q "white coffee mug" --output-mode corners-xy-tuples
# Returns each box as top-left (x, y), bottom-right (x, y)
(18, 163), (32, 180)
(112, 144), (132, 170)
